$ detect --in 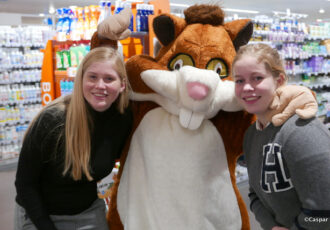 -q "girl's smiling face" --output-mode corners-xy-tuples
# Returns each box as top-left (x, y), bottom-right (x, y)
(234, 55), (283, 120)
(83, 61), (125, 112)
